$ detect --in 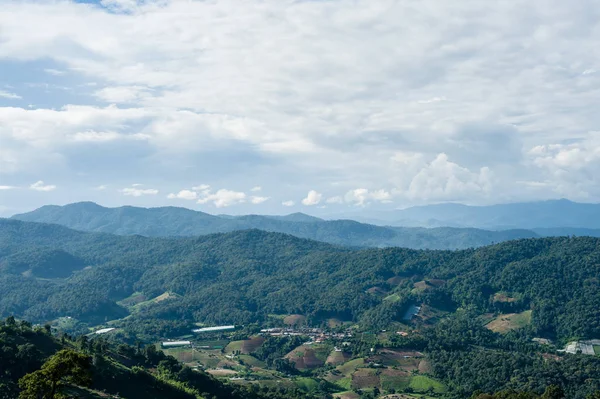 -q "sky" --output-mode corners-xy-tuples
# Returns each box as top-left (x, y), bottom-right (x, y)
(0, 0), (599, 216)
